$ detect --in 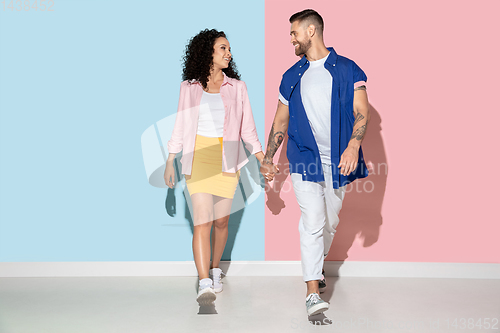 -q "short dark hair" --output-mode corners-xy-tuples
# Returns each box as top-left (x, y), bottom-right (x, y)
(289, 9), (324, 35)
